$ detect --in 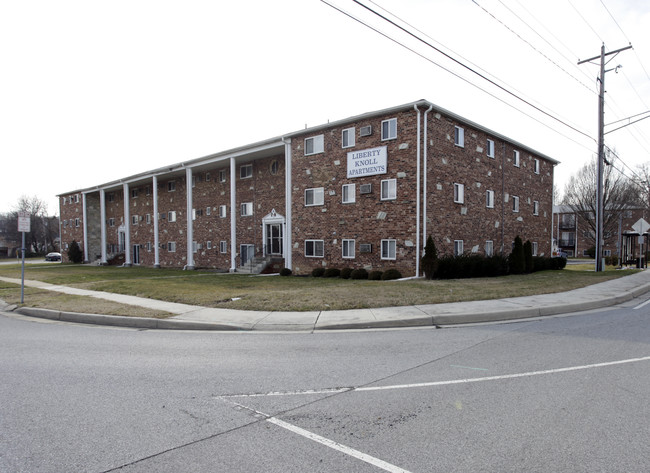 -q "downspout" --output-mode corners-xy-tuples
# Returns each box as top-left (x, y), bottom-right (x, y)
(422, 103), (433, 259)
(414, 104), (421, 277)
(501, 143), (505, 253)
